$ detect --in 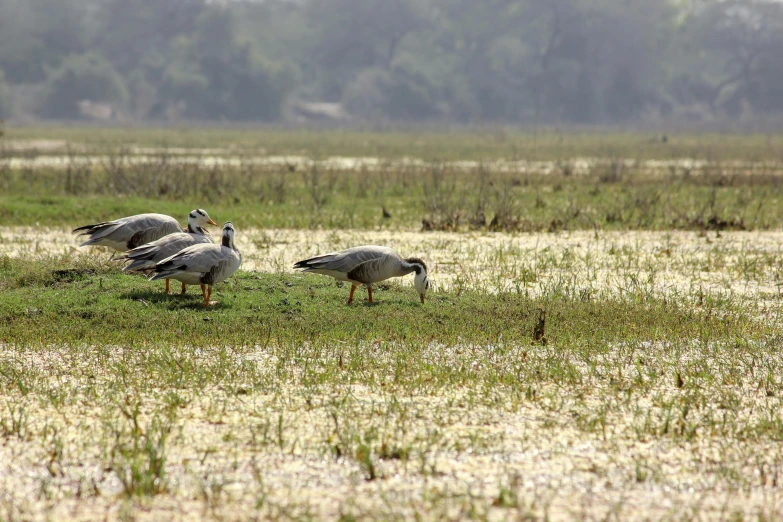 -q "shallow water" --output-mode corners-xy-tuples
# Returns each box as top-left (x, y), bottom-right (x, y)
(2, 146), (782, 176)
